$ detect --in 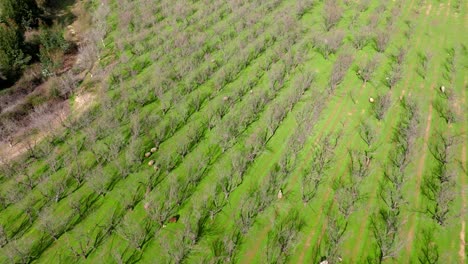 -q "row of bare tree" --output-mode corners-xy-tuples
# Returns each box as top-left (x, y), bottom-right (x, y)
(369, 98), (419, 263)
